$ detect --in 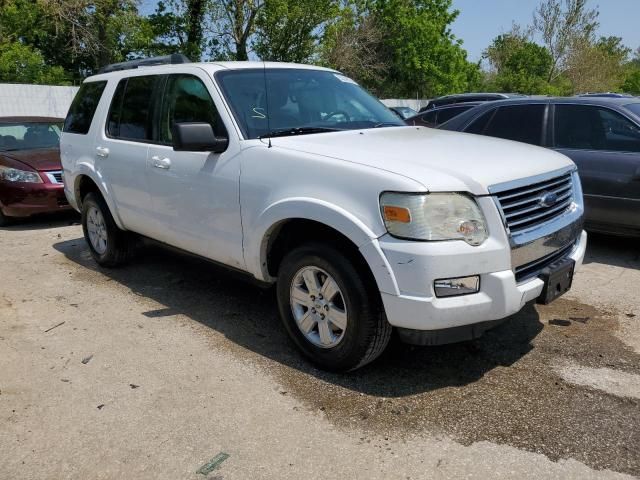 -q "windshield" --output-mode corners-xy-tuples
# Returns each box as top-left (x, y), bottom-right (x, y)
(0, 122), (62, 151)
(624, 103), (640, 118)
(216, 68), (404, 139)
